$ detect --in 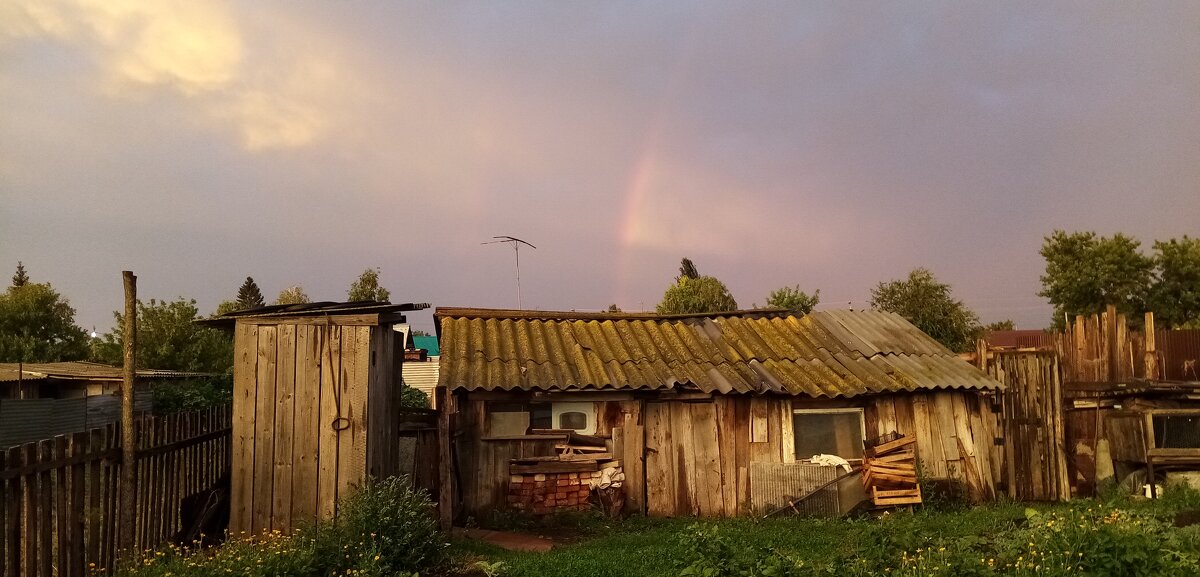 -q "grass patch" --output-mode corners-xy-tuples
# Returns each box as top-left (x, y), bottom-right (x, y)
(448, 492), (1200, 577)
